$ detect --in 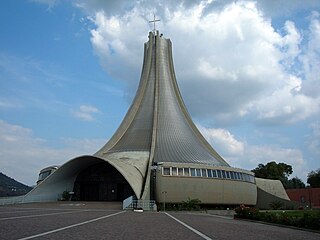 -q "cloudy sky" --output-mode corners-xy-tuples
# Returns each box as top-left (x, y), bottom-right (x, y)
(0, 0), (319, 186)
